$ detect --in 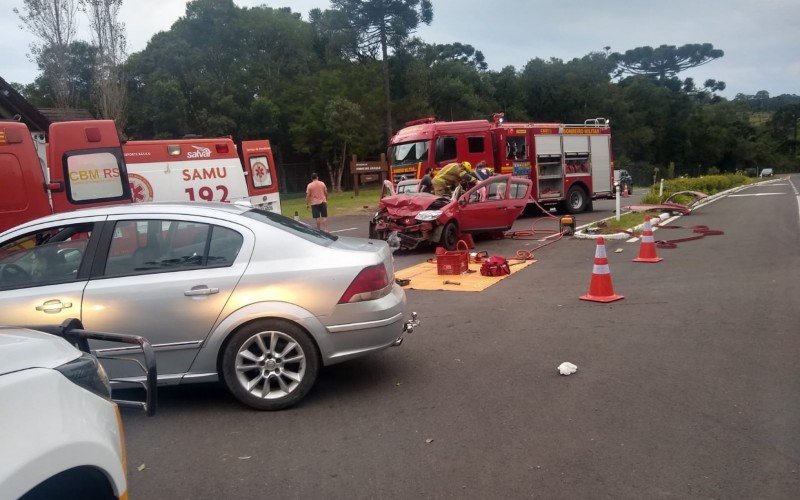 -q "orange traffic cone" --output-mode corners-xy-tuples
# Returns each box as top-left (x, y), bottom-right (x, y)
(622, 183), (629, 197)
(633, 216), (663, 263)
(580, 237), (624, 303)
